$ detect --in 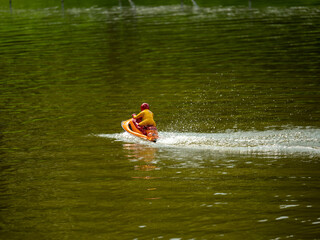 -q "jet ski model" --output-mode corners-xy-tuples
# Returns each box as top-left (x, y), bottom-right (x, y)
(121, 118), (159, 142)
